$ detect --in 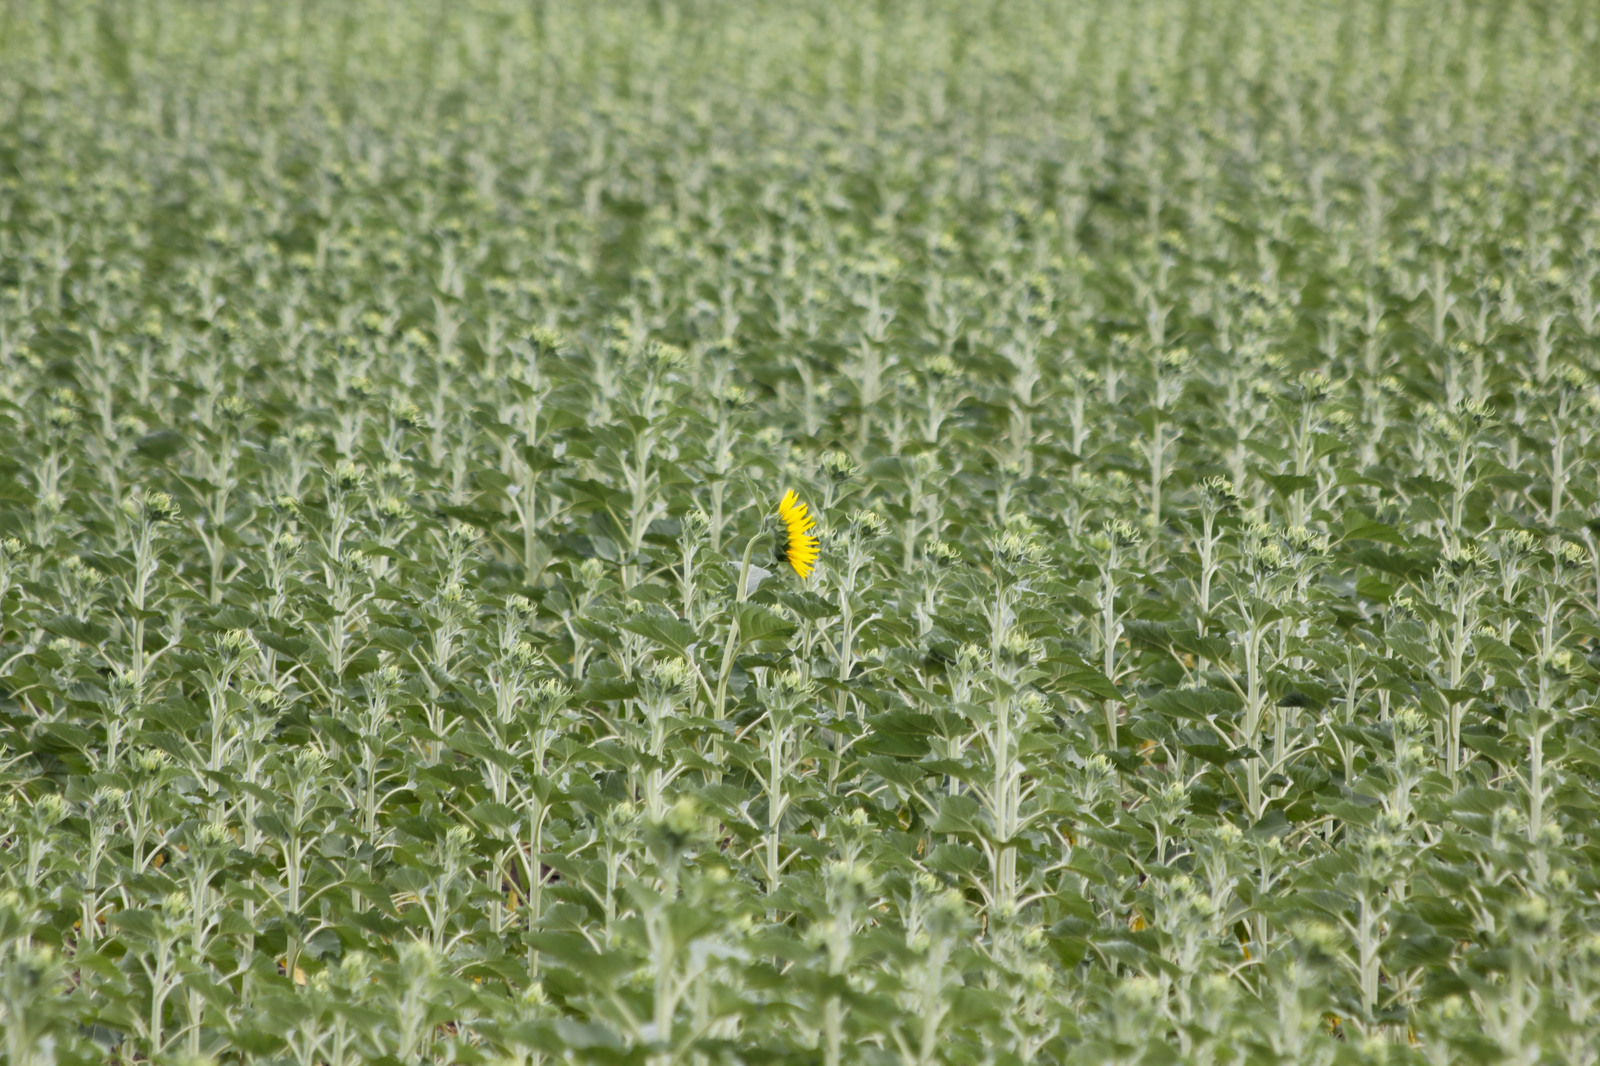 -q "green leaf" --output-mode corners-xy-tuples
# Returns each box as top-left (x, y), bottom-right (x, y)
(735, 603), (793, 647)
(135, 429), (187, 460)
(931, 794), (989, 839)
(41, 614), (110, 645)
(1146, 687), (1240, 721)
(1341, 514), (1409, 546)
(620, 613), (699, 658)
